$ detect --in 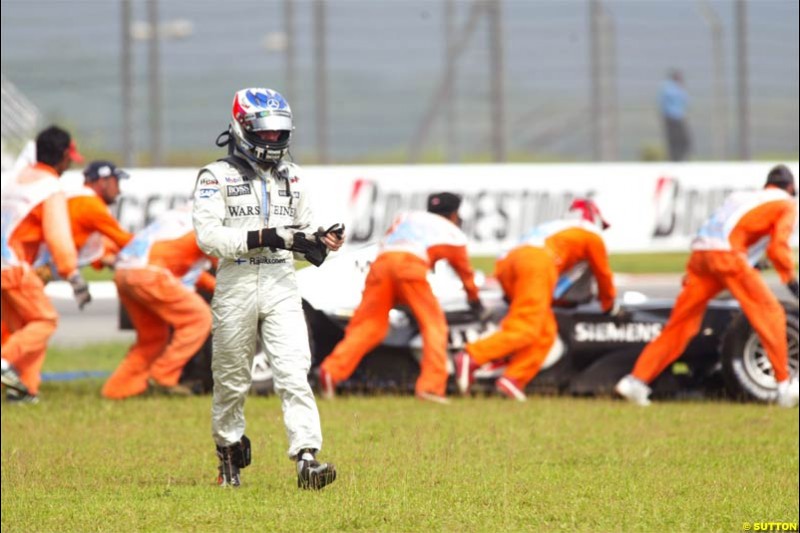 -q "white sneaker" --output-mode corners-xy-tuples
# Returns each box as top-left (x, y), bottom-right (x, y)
(776, 378), (799, 408)
(495, 377), (527, 402)
(615, 374), (652, 406)
(454, 350), (478, 396)
(415, 391), (451, 405)
(318, 367), (336, 400)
